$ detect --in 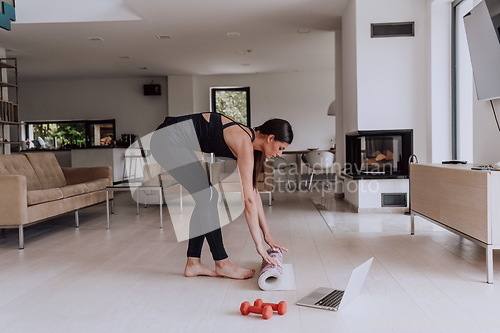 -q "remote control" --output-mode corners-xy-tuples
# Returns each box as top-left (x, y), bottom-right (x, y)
(442, 160), (467, 164)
